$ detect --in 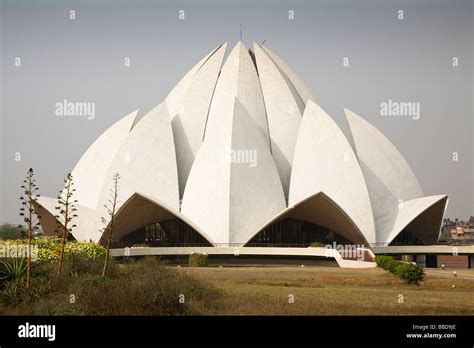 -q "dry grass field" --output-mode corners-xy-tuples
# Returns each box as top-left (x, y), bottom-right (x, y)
(2, 257), (473, 316)
(181, 266), (474, 315)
